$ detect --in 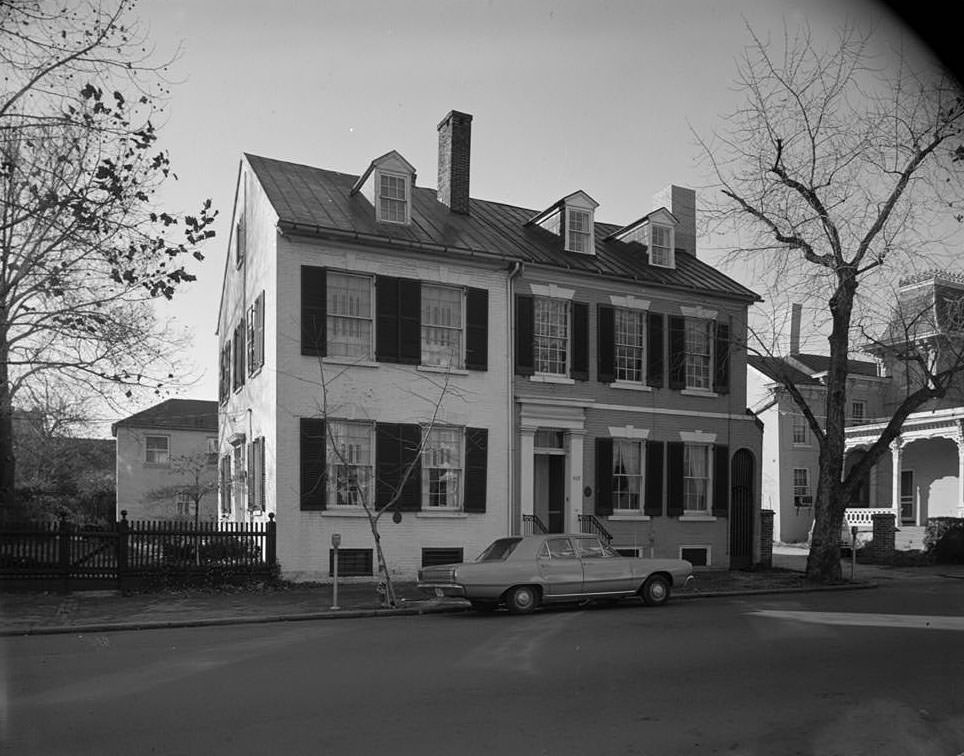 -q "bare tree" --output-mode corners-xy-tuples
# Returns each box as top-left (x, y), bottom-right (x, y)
(0, 1), (217, 515)
(698, 22), (964, 581)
